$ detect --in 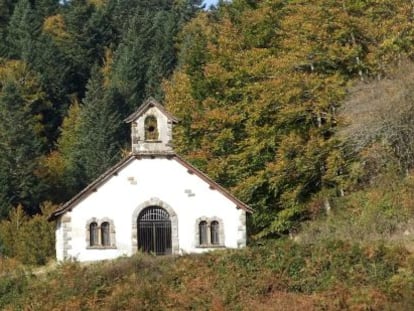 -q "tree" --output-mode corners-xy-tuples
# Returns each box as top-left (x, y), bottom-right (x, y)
(339, 61), (414, 180)
(5, 0), (41, 61)
(0, 202), (55, 265)
(110, 0), (202, 112)
(0, 0), (19, 56)
(40, 99), (82, 202)
(0, 60), (48, 216)
(165, 0), (414, 237)
(76, 66), (125, 185)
